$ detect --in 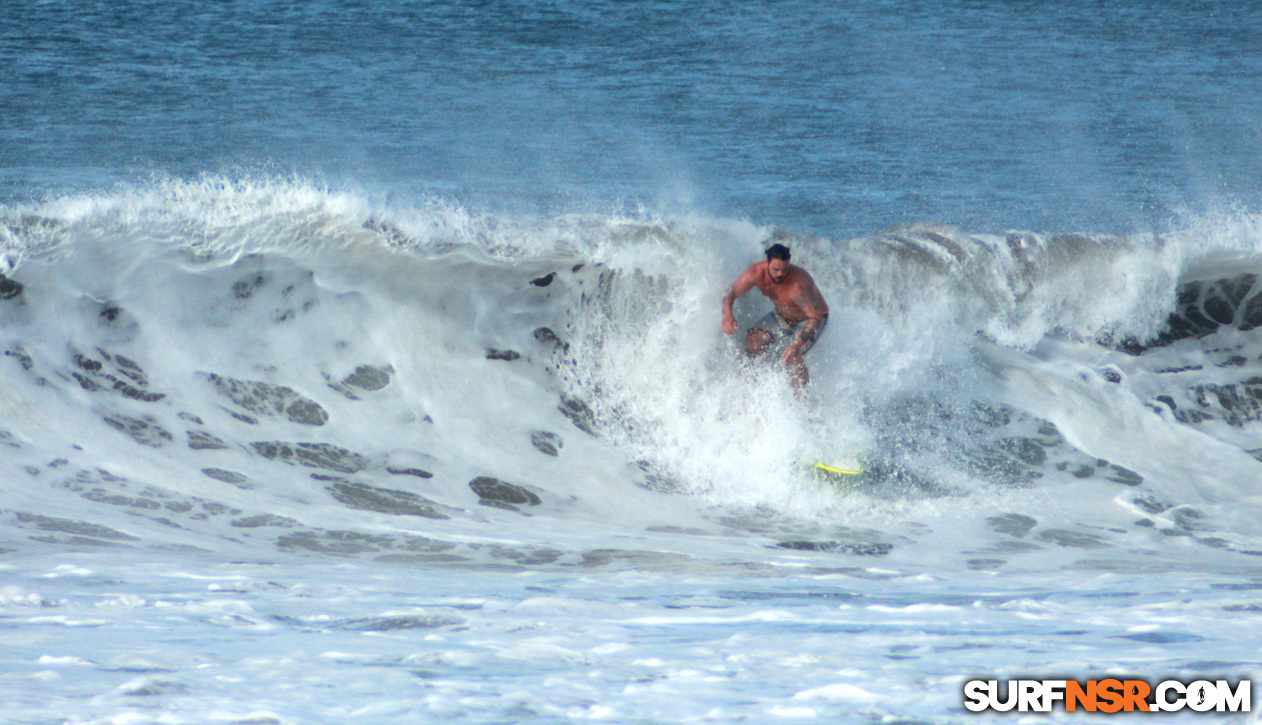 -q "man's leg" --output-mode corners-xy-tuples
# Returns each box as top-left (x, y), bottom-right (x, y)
(745, 312), (782, 358)
(784, 319), (824, 390)
(785, 349), (809, 389)
(745, 328), (773, 358)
